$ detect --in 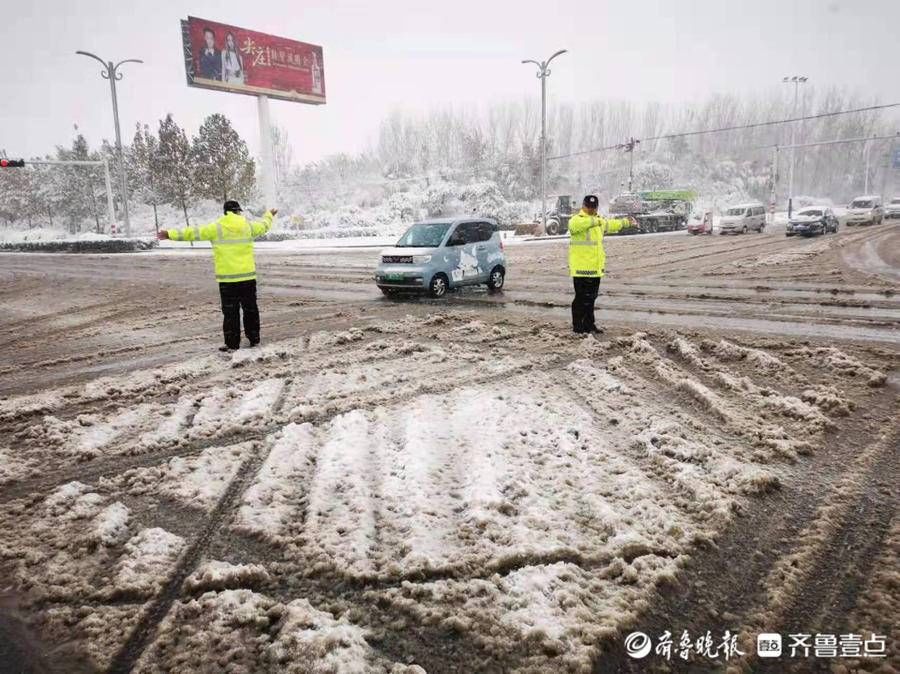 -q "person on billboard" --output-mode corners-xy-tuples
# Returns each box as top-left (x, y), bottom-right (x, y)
(198, 27), (221, 80)
(222, 32), (245, 85)
(157, 201), (279, 351)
